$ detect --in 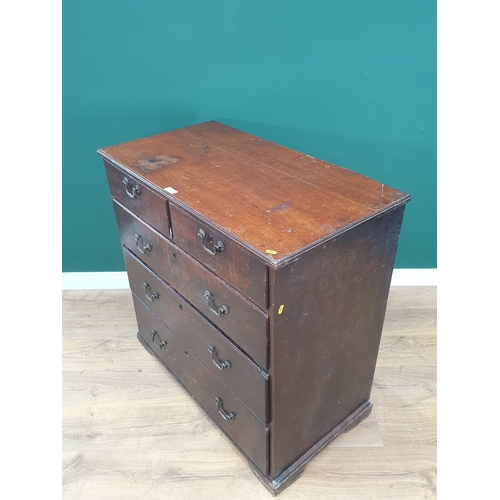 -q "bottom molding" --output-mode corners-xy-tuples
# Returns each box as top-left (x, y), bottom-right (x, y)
(138, 332), (372, 495)
(252, 400), (373, 495)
